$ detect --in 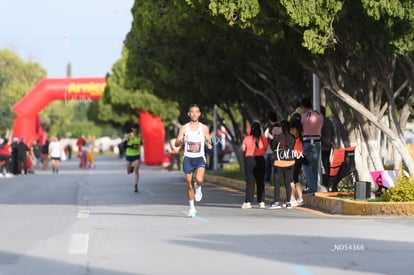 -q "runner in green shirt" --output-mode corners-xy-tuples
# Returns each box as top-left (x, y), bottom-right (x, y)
(123, 122), (143, 192)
